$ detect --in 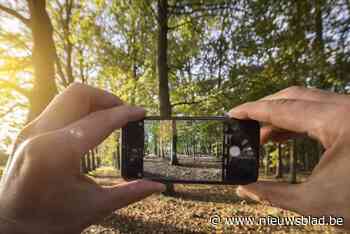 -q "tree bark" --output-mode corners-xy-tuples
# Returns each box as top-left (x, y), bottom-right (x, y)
(275, 143), (283, 178)
(91, 149), (96, 170)
(27, 0), (58, 121)
(289, 140), (297, 184)
(171, 120), (179, 165)
(158, 0), (171, 117)
(86, 151), (91, 172)
(158, 0), (175, 194)
(64, 0), (74, 84)
(264, 149), (269, 176)
(81, 155), (87, 173)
